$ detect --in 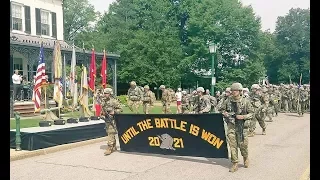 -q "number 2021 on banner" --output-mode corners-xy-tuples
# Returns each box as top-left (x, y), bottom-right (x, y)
(148, 137), (184, 148)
